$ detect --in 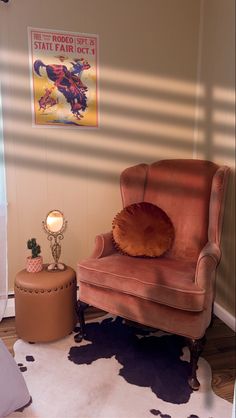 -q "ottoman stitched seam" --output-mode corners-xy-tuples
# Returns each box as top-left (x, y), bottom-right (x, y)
(14, 278), (76, 293)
